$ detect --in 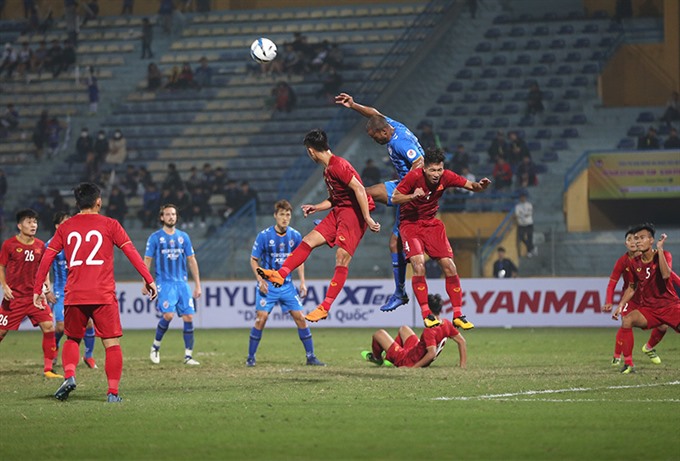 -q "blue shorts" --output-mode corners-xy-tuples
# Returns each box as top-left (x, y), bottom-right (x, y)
(256, 282), (303, 314)
(384, 180), (401, 237)
(156, 282), (195, 316)
(51, 289), (65, 322)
